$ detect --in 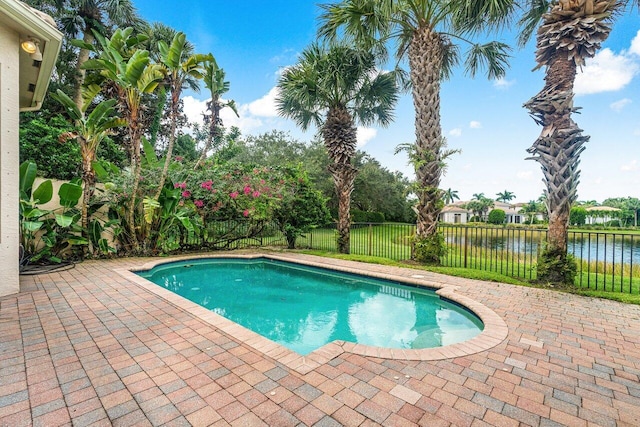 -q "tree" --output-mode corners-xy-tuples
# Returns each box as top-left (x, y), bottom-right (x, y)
(194, 58), (238, 169)
(496, 190), (515, 203)
(464, 197), (494, 222)
(80, 27), (165, 249)
(61, 0), (144, 109)
(443, 188), (459, 205)
(569, 206), (587, 226)
(276, 42), (399, 253)
(273, 168), (331, 249)
(520, 200), (543, 225)
(352, 154), (414, 222)
(51, 89), (125, 240)
(521, 0), (624, 284)
(155, 32), (209, 198)
(319, 0), (511, 260)
(487, 209), (506, 225)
